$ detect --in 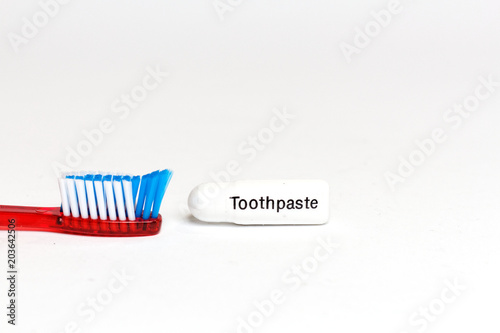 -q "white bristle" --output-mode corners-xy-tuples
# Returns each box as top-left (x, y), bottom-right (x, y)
(113, 179), (127, 221)
(75, 178), (89, 219)
(85, 178), (98, 220)
(65, 178), (80, 218)
(122, 178), (136, 221)
(104, 178), (117, 221)
(58, 178), (71, 217)
(94, 179), (107, 220)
